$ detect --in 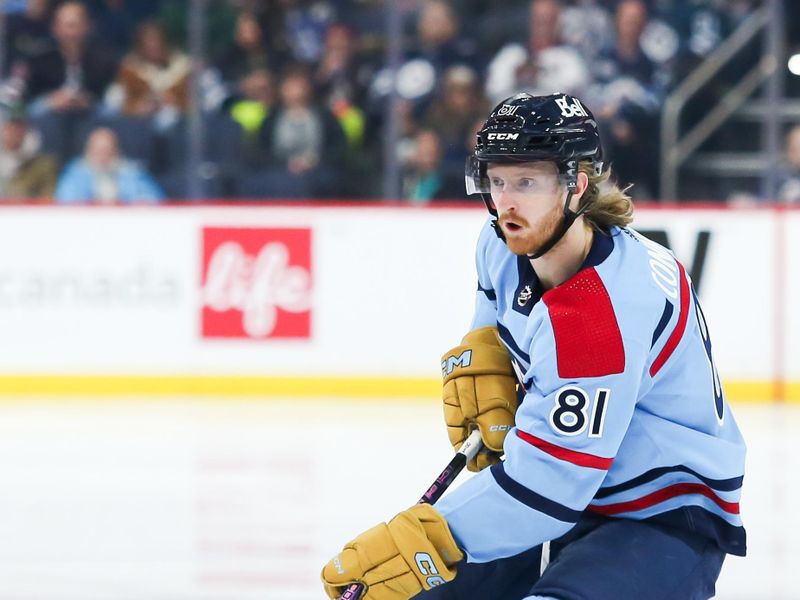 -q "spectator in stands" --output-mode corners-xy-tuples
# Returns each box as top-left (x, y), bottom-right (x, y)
(412, 0), (478, 76)
(215, 11), (282, 91)
(393, 0), (478, 108)
(422, 65), (491, 170)
(559, 0), (614, 63)
(652, 1), (739, 111)
(364, 0), (477, 145)
(20, 1), (118, 162)
(86, 0), (161, 59)
(402, 129), (465, 203)
(2, 0), (52, 72)
(104, 19), (190, 130)
(248, 66), (346, 198)
(229, 68), (276, 142)
(316, 23), (359, 105)
(24, 1), (118, 116)
(485, 0), (590, 103)
(775, 125), (800, 203)
(657, 0), (729, 63)
(593, 0), (660, 90)
(0, 108), (59, 201)
(315, 23), (368, 148)
(55, 126), (163, 203)
(278, 0), (337, 65)
(590, 0), (662, 198)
